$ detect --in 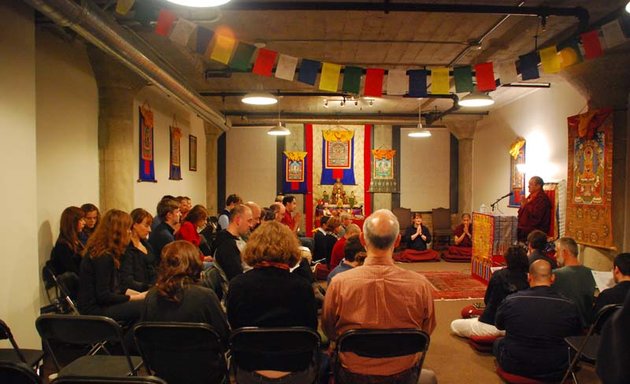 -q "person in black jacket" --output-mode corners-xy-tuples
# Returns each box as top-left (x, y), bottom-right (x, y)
(78, 209), (145, 322)
(120, 208), (157, 293)
(50, 206), (85, 276)
(213, 204), (252, 281)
